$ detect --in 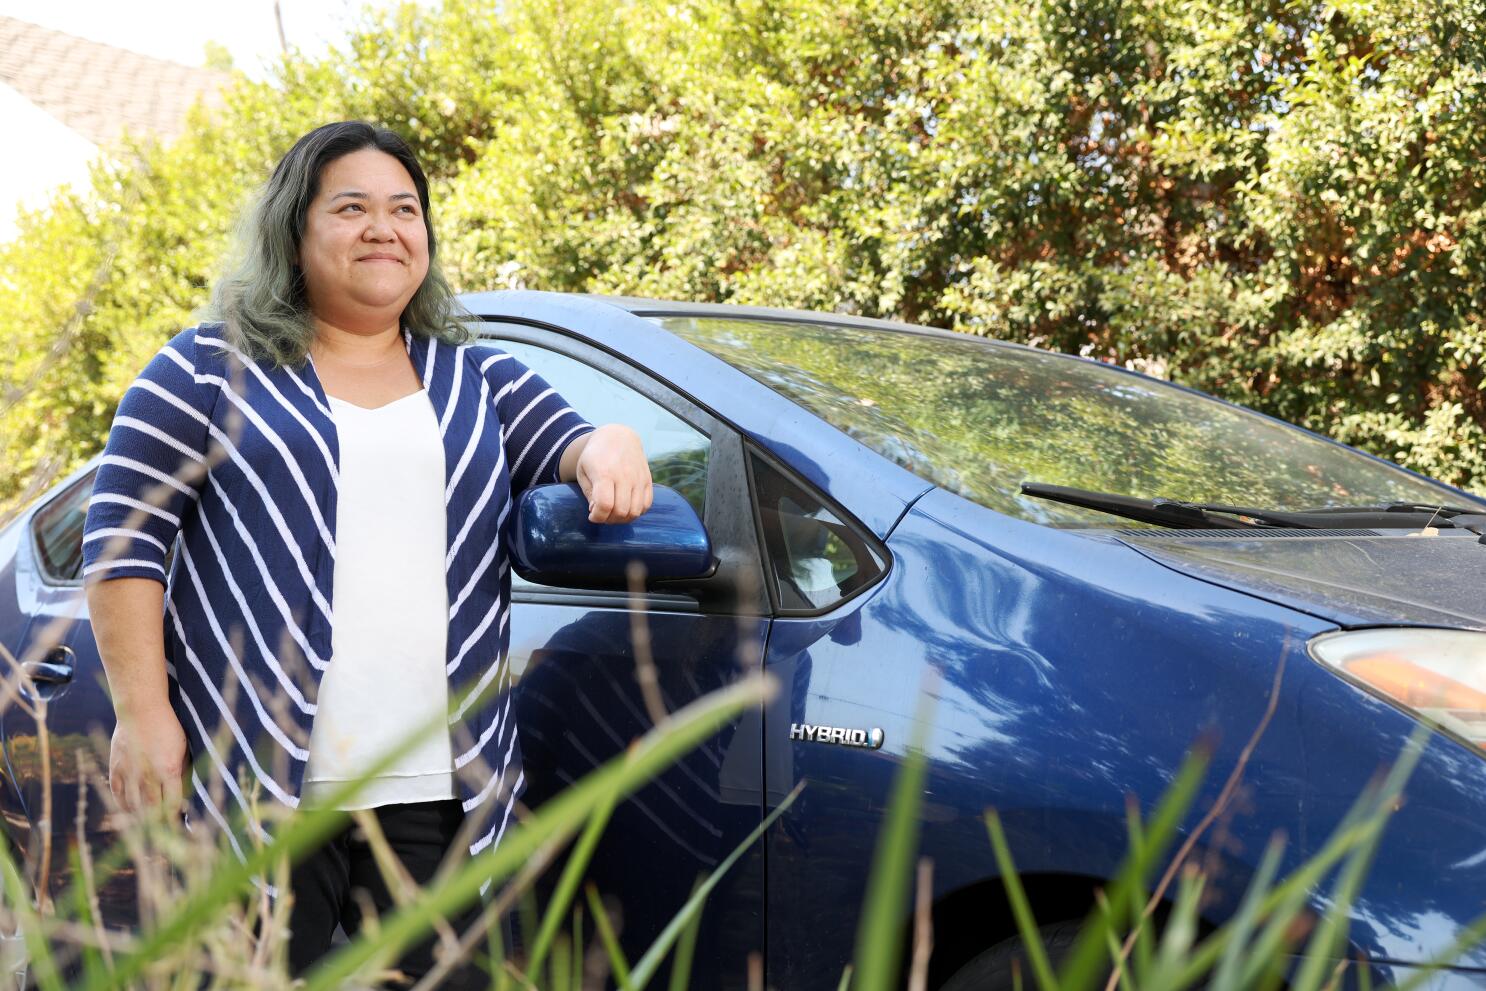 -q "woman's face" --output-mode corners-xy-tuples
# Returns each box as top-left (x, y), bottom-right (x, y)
(297, 148), (430, 330)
